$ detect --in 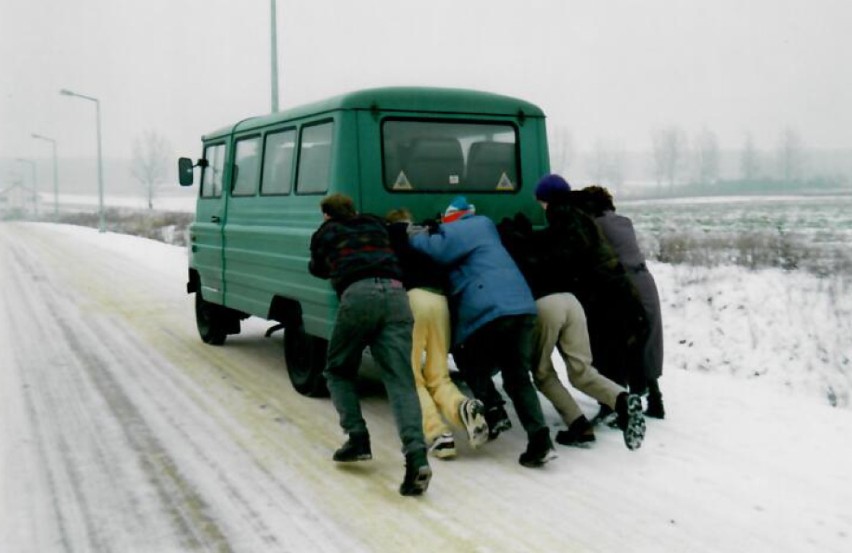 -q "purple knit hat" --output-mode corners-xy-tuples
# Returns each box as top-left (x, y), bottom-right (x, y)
(534, 174), (571, 202)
